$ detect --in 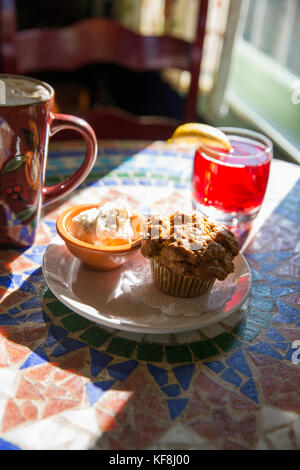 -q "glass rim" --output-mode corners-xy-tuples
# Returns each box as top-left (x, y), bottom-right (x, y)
(197, 127), (273, 163)
(0, 73), (54, 108)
